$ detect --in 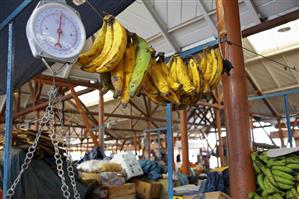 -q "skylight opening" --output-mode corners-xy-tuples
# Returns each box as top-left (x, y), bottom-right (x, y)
(72, 86), (114, 107)
(247, 19), (299, 54)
